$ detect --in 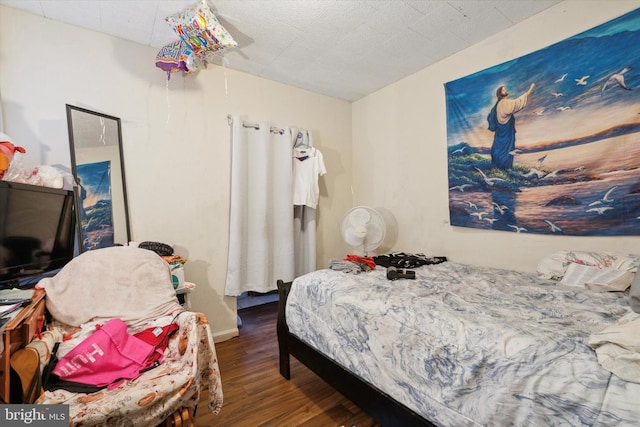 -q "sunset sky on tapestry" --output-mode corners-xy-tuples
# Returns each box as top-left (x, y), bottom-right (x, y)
(444, 7), (640, 236)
